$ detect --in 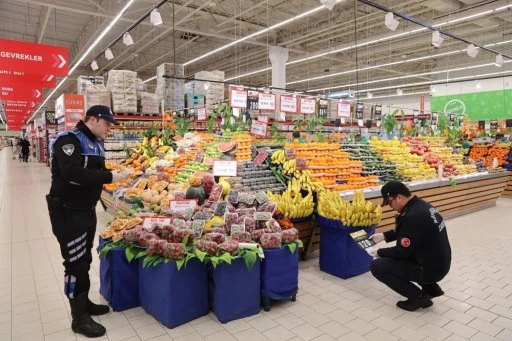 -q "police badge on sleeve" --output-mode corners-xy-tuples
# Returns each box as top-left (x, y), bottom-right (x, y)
(62, 144), (75, 156)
